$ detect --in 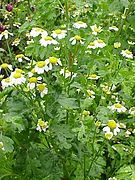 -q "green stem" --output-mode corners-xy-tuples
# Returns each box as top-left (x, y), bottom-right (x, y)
(6, 40), (13, 60)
